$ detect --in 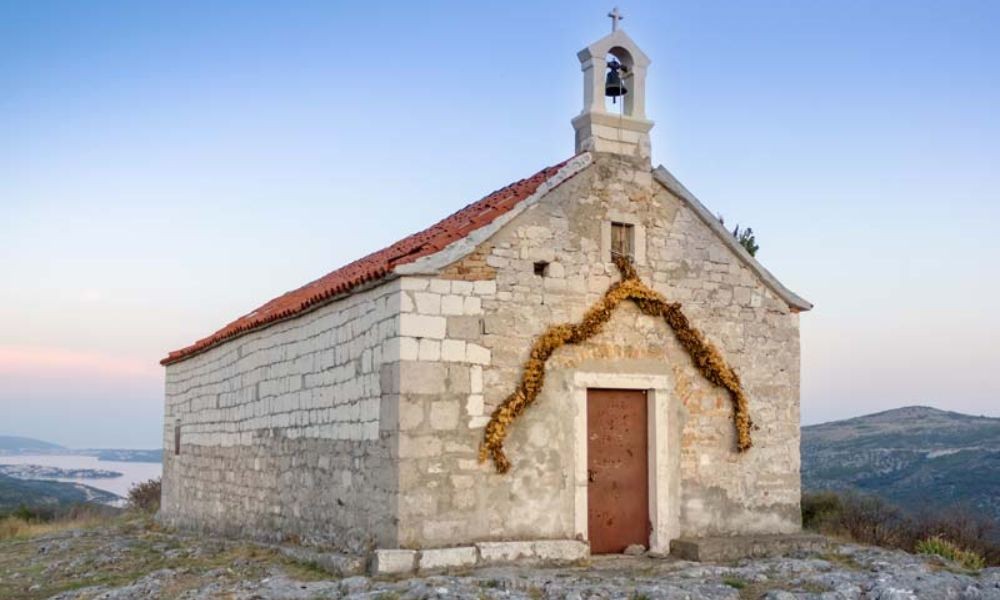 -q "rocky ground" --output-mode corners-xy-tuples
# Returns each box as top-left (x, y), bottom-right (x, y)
(0, 517), (997, 599)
